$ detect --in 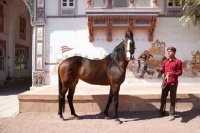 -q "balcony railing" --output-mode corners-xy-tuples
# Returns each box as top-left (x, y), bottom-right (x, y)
(87, 0), (157, 8)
